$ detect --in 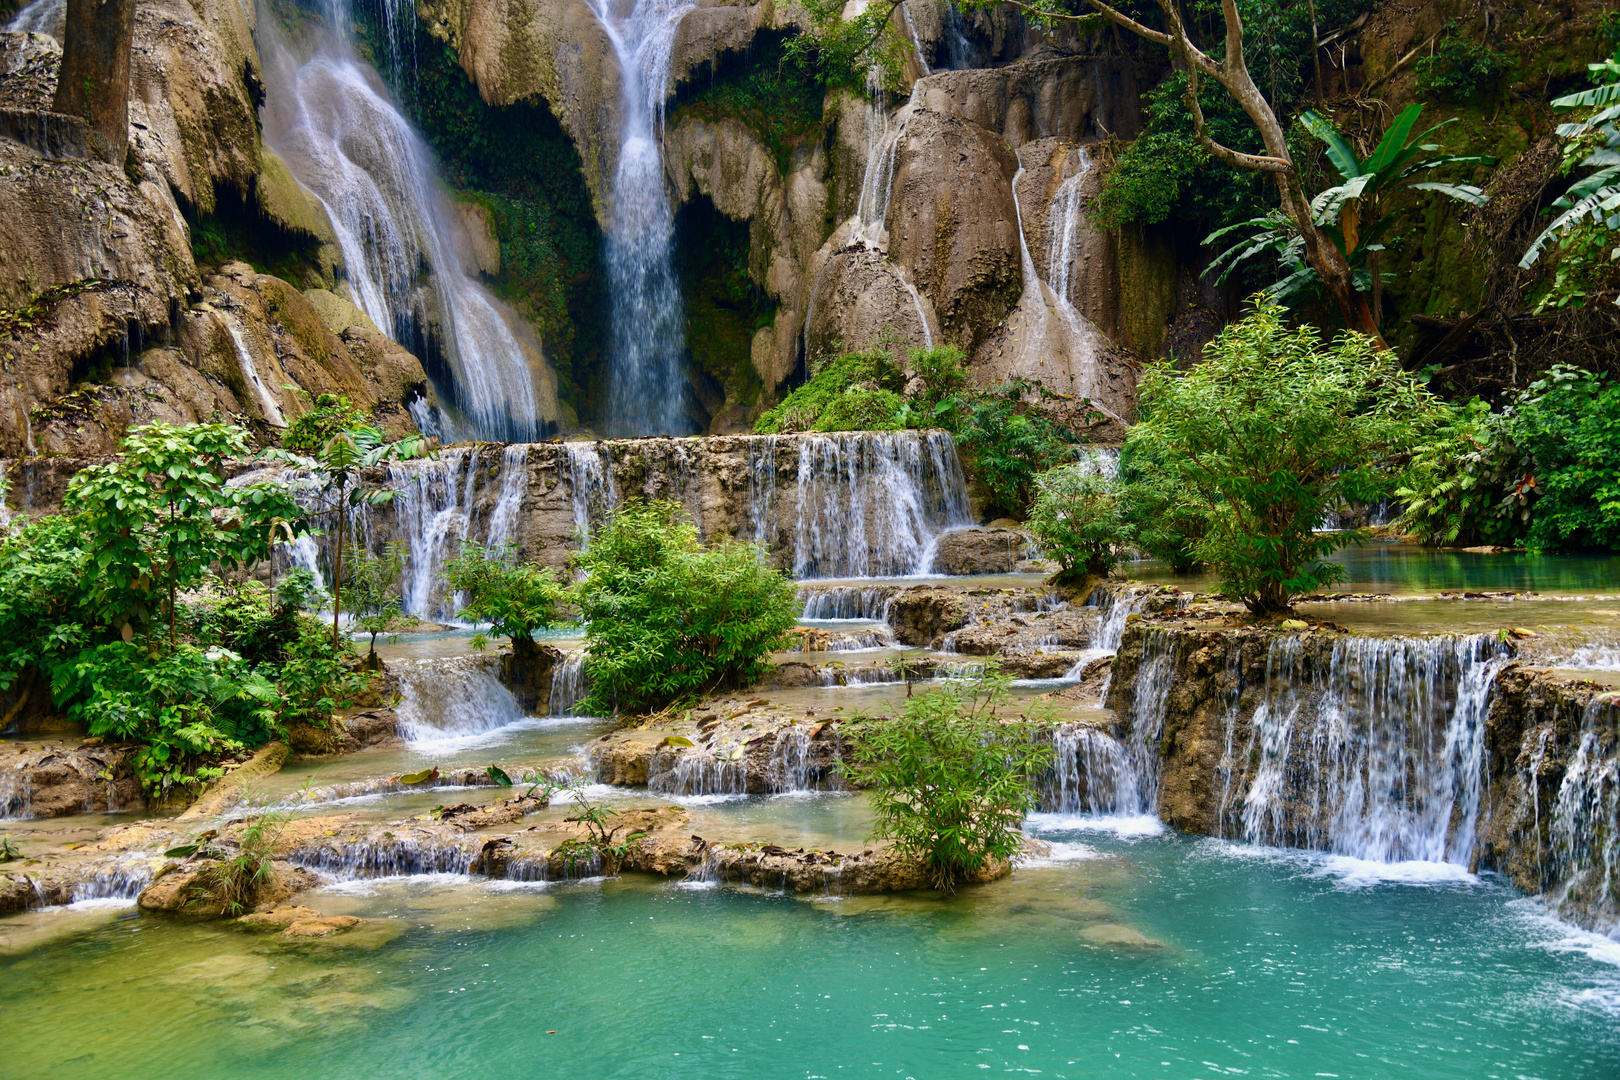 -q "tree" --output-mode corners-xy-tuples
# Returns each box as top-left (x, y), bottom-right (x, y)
(571, 500), (798, 715)
(341, 541), (416, 666)
(1027, 465), (1132, 582)
(53, 0), (136, 165)
(1127, 301), (1433, 615)
(839, 670), (1054, 893)
(66, 422), (303, 646)
(442, 540), (568, 668)
(265, 426), (431, 648)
